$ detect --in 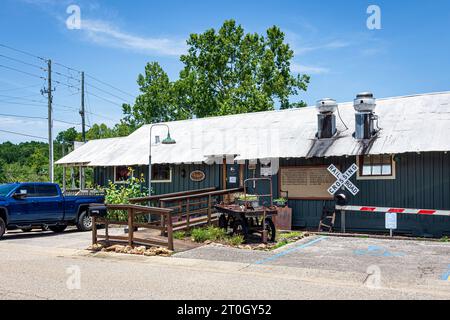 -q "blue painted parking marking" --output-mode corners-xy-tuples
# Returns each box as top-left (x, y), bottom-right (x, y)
(354, 245), (405, 257)
(254, 236), (328, 265)
(440, 265), (450, 281)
